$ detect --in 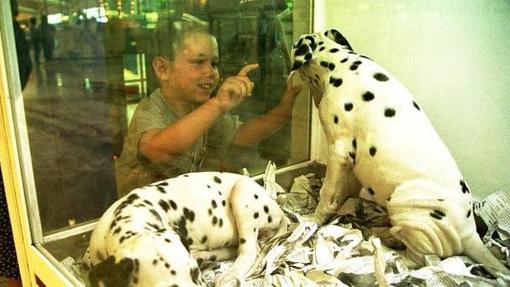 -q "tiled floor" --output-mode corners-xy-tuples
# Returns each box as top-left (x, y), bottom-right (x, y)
(22, 59), (119, 233)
